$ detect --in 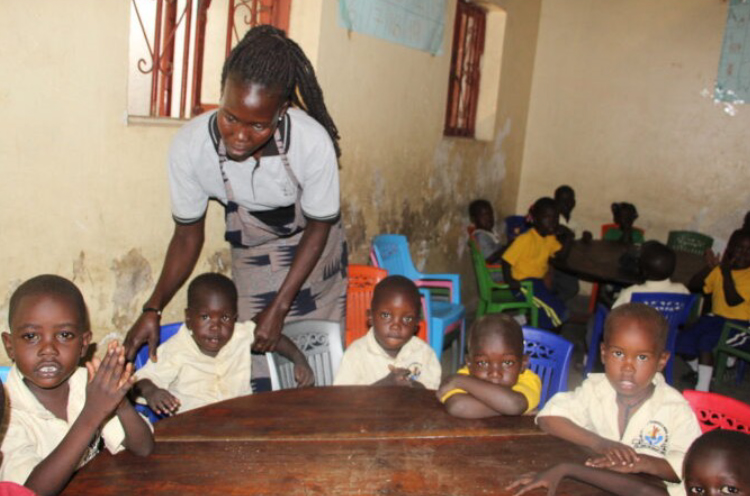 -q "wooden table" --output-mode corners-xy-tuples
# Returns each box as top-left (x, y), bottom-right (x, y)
(553, 240), (704, 287)
(63, 387), (606, 495)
